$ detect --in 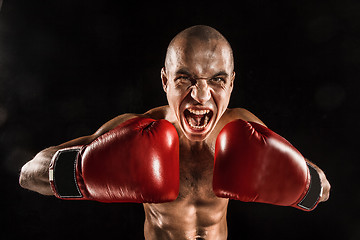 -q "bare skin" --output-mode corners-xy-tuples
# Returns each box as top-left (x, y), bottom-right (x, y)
(142, 106), (267, 240)
(19, 25), (330, 240)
